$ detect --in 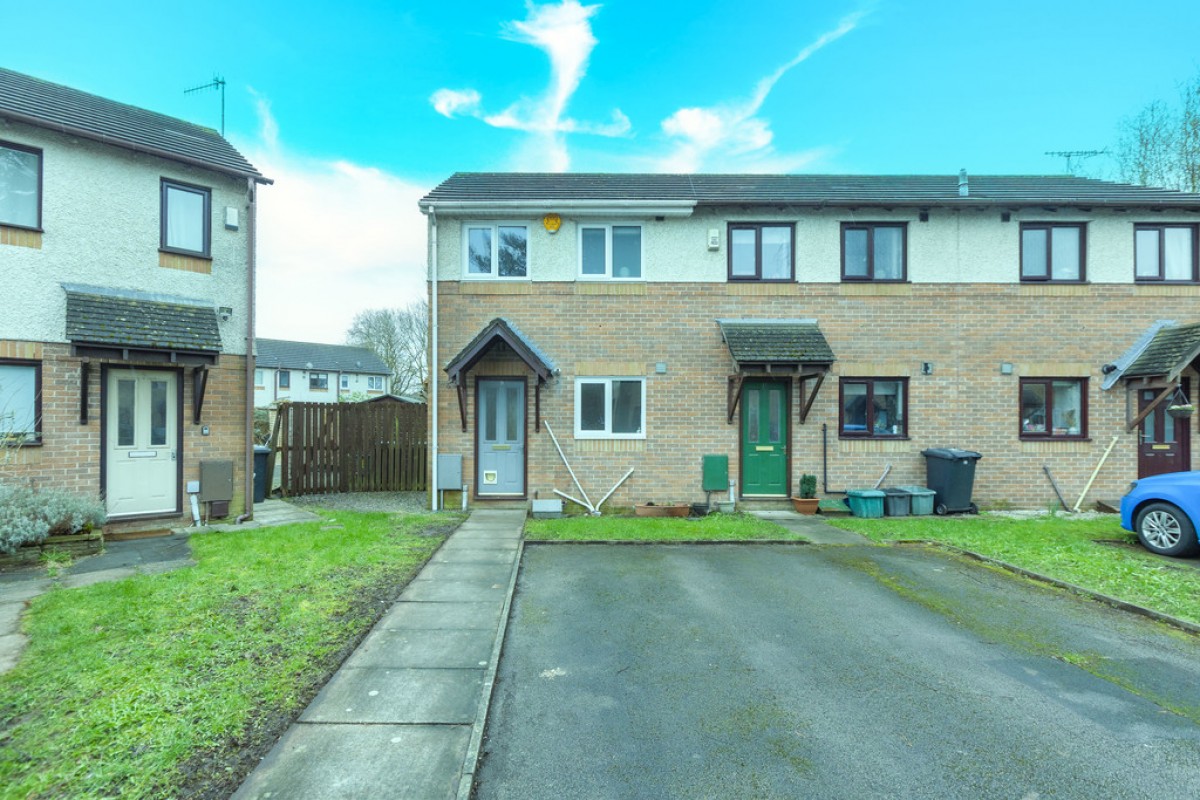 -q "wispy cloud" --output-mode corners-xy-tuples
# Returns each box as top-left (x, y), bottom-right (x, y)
(658, 12), (865, 172)
(244, 95), (428, 344)
(430, 0), (629, 170)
